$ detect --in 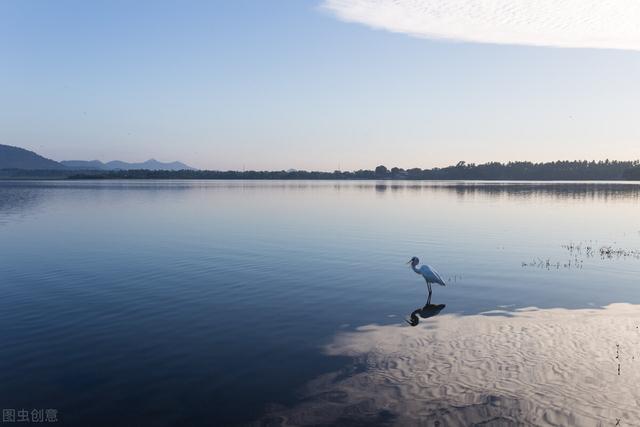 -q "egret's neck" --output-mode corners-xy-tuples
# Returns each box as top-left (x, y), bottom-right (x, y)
(411, 264), (420, 274)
